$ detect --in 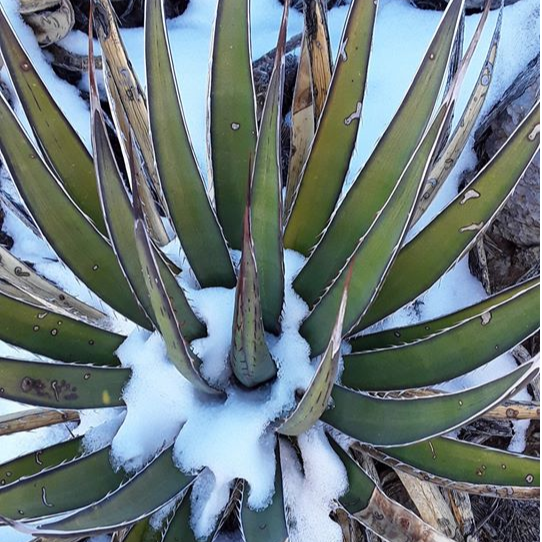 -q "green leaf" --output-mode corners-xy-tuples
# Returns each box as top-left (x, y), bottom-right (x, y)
(0, 437), (84, 487)
(0, 358), (129, 408)
(321, 361), (537, 446)
(32, 448), (193, 536)
(145, 0), (235, 288)
(284, 0), (378, 254)
(250, 4), (287, 334)
(133, 187), (219, 395)
(349, 277), (538, 351)
(0, 245), (107, 325)
(230, 206), (277, 388)
(210, 0), (257, 249)
(93, 0), (170, 247)
(357, 101), (540, 331)
(0, 447), (125, 521)
(278, 285), (346, 435)
(0, 290), (123, 366)
(91, 95), (153, 332)
(372, 436), (540, 498)
(0, 92), (148, 327)
(0, 6), (107, 234)
(121, 519), (163, 542)
(342, 278), (539, 390)
(413, 5), (500, 224)
(91, 86), (206, 341)
(161, 490), (198, 542)
(241, 443), (287, 542)
(326, 434), (374, 513)
(290, 0), (463, 286)
(301, 104), (450, 355)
